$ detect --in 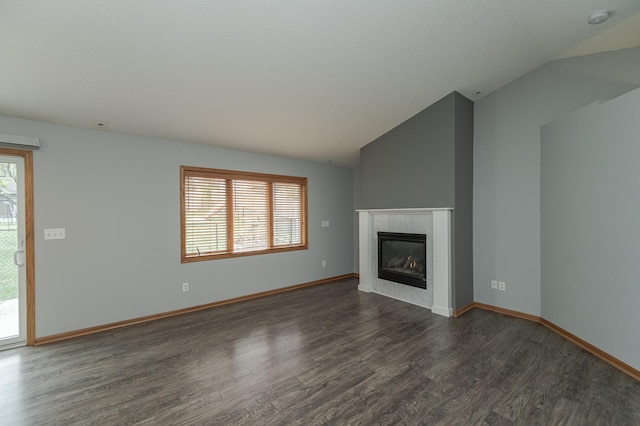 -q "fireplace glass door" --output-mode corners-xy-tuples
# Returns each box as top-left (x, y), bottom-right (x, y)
(377, 232), (426, 289)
